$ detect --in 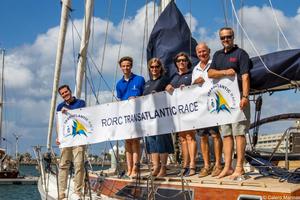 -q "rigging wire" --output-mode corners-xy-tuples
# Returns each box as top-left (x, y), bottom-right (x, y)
(96, 0), (112, 100)
(85, 0), (95, 104)
(188, 0), (192, 58)
(232, 0), (236, 32)
(221, 0), (229, 26)
(68, 12), (118, 101)
(153, 0), (156, 22)
(87, 51), (118, 100)
(230, 0), (293, 84)
(140, 0), (149, 76)
(70, 16), (77, 86)
(69, 14), (93, 99)
(240, 0), (244, 48)
(111, 0), (128, 101)
(268, 0), (292, 49)
(86, 60), (100, 104)
(158, 0), (161, 15)
(87, 0), (96, 105)
(69, 13), (84, 86)
(91, 2), (95, 56)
